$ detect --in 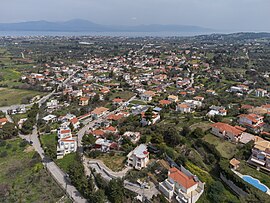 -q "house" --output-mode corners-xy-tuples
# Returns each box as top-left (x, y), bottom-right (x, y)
(159, 100), (172, 107)
(92, 129), (105, 137)
(255, 88), (267, 97)
(112, 98), (125, 105)
(0, 117), (8, 128)
(95, 138), (118, 152)
(238, 114), (264, 133)
(168, 95), (179, 103)
(56, 127), (77, 159)
(176, 104), (191, 113)
(104, 126), (118, 134)
(79, 97), (89, 106)
(140, 91), (155, 101)
(123, 131), (141, 143)
(159, 166), (204, 203)
(210, 122), (245, 142)
(127, 144), (149, 170)
(46, 99), (59, 109)
(250, 137), (270, 169)
(91, 107), (109, 119)
(184, 100), (202, 109)
(207, 106), (227, 117)
(141, 111), (160, 126)
(42, 114), (57, 123)
(70, 117), (80, 129)
(230, 158), (240, 170)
